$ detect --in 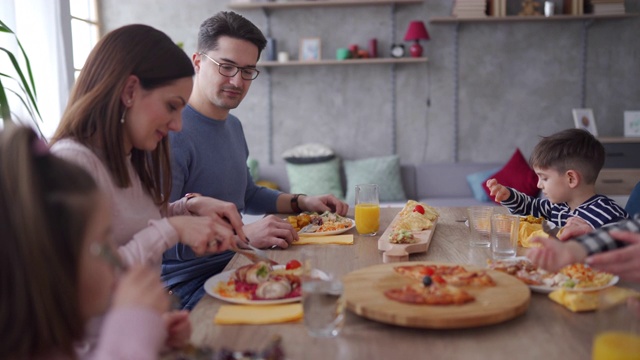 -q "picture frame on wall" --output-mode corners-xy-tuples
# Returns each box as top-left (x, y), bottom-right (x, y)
(299, 37), (321, 61)
(572, 108), (598, 136)
(624, 111), (640, 137)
